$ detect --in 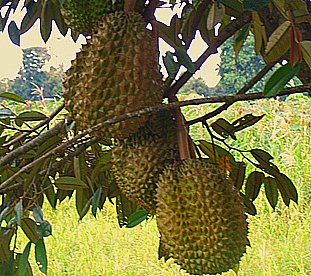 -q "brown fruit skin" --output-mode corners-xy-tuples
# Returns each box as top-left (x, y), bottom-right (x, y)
(156, 160), (249, 275)
(63, 11), (164, 140)
(111, 110), (179, 213)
